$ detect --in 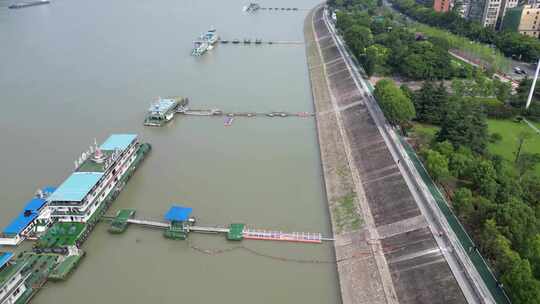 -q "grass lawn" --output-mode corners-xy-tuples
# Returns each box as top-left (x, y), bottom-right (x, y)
(487, 119), (540, 174)
(530, 120), (540, 132)
(411, 120), (540, 174)
(411, 123), (439, 137)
